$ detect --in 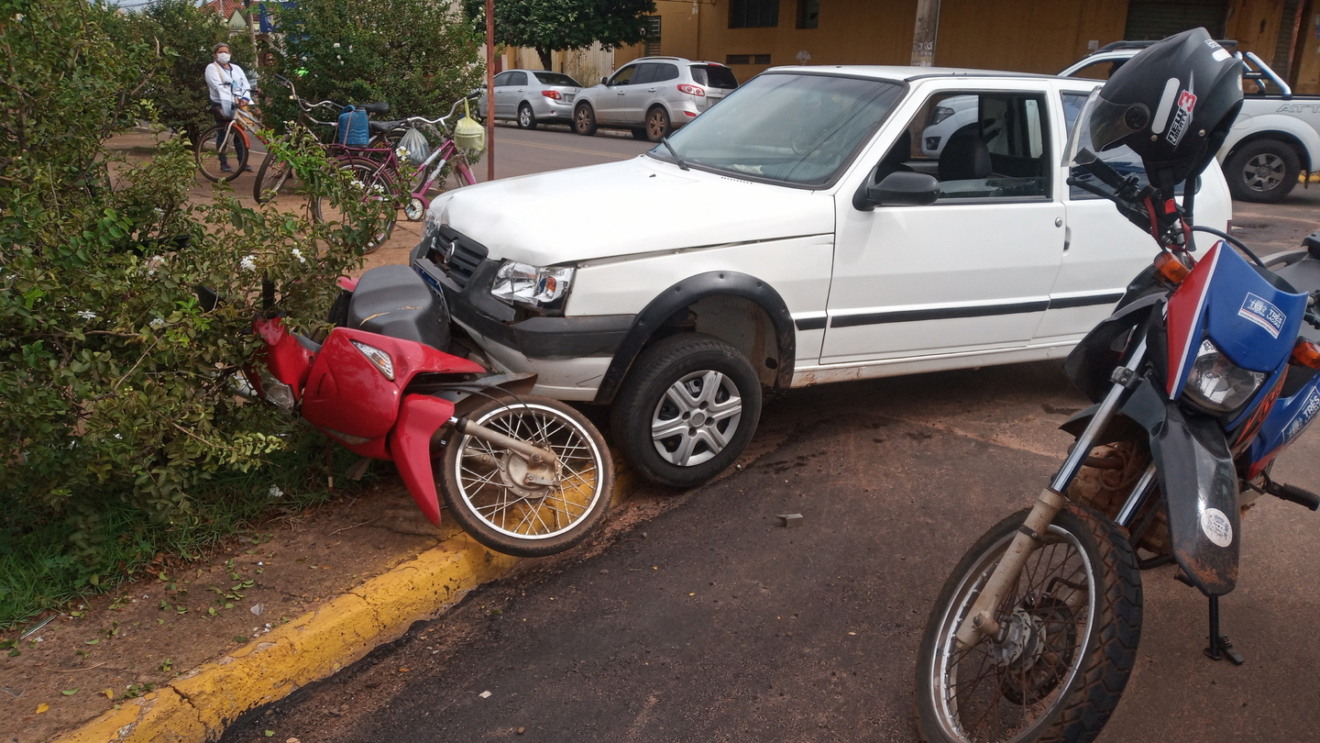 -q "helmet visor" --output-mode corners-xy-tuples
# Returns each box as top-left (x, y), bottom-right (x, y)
(1069, 87), (1151, 161)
